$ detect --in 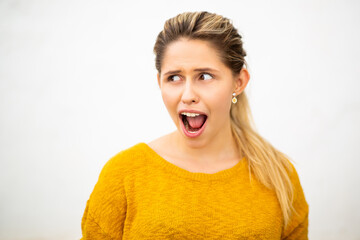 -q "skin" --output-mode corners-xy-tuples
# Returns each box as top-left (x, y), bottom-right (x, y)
(148, 38), (250, 172)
